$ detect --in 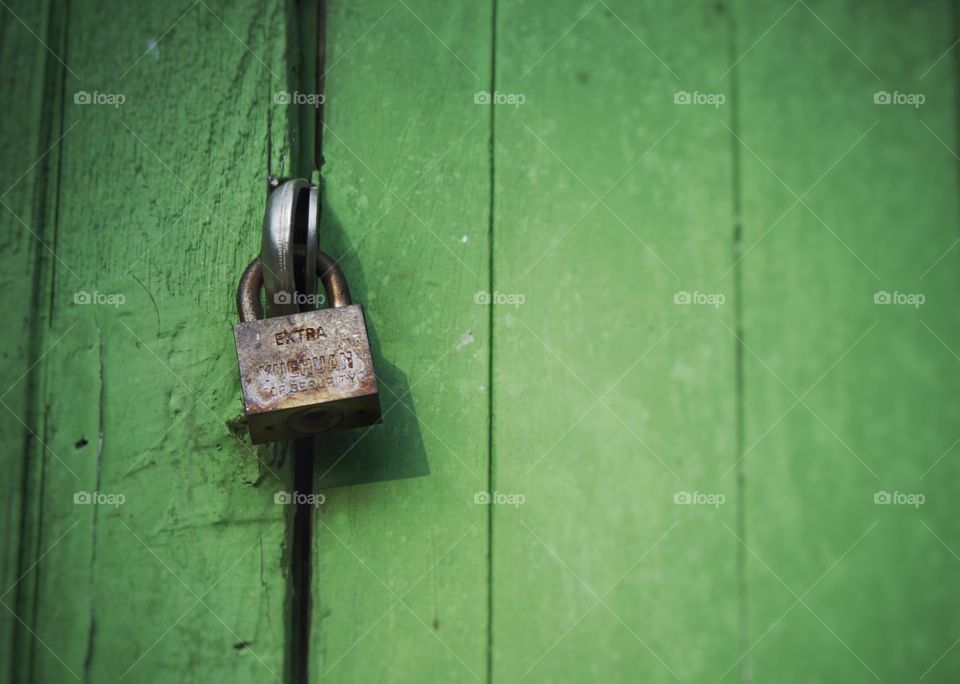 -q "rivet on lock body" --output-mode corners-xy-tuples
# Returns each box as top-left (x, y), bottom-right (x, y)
(233, 251), (381, 444)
